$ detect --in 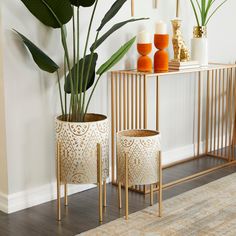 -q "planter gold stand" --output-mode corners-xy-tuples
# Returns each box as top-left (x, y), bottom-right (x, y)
(110, 63), (236, 194)
(56, 142), (105, 222)
(55, 113), (109, 222)
(116, 130), (162, 219)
